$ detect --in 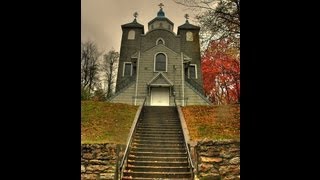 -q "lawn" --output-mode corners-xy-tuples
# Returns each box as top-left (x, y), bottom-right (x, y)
(81, 101), (138, 144)
(181, 104), (240, 141)
(82, 101), (239, 144)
